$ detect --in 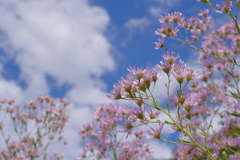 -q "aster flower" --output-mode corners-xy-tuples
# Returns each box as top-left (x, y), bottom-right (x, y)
(128, 66), (146, 79)
(185, 68), (201, 81)
(171, 67), (185, 84)
(216, 1), (232, 13)
(158, 13), (171, 23)
(146, 123), (164, 139)
(171, 11), (184, 22)
(156, 61), (172, 74)
(154, 38), (165, 49)
(121, 75), (136, 93)
(134, 129), (145, 139)
(162, 51), (180, 64)
(222, 136), (240, 147)
(149, 68), (161, 82)
(146, 108), (161, 119)
(183, 93), (198, 112)
(131, 107), (145, 120)
(107, 82), (122, 99)
(198, 9), (209, 17)
(172, 59), (186, 71)
(155, 23), (179, 37)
